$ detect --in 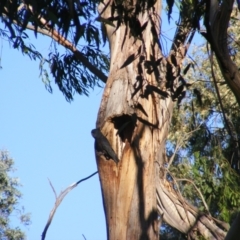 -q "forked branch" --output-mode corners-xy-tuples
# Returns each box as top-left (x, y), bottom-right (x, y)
(41, 171), (98, 240)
